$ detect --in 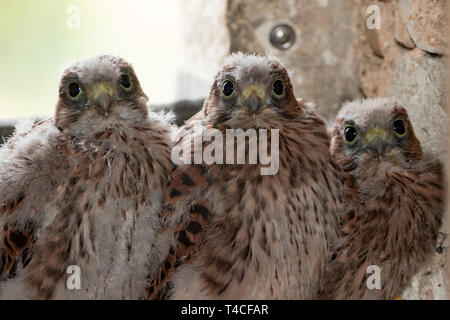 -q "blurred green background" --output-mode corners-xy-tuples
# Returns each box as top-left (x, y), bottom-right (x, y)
(0, 0), (183, 120)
